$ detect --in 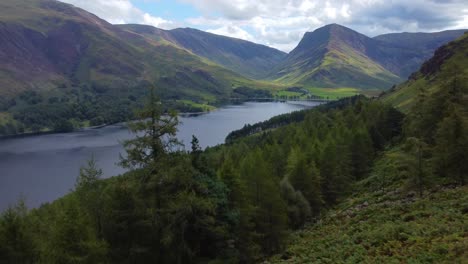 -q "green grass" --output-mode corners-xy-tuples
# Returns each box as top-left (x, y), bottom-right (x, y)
(269, 144), (468, 263)
(272, 44), (402, 90)
(177, 100), (216, 112)
(275, 91), (304, 98)
(307, 87), (360, 100)
(383, 33), (468, 112)
(270, 183), (468, 263)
